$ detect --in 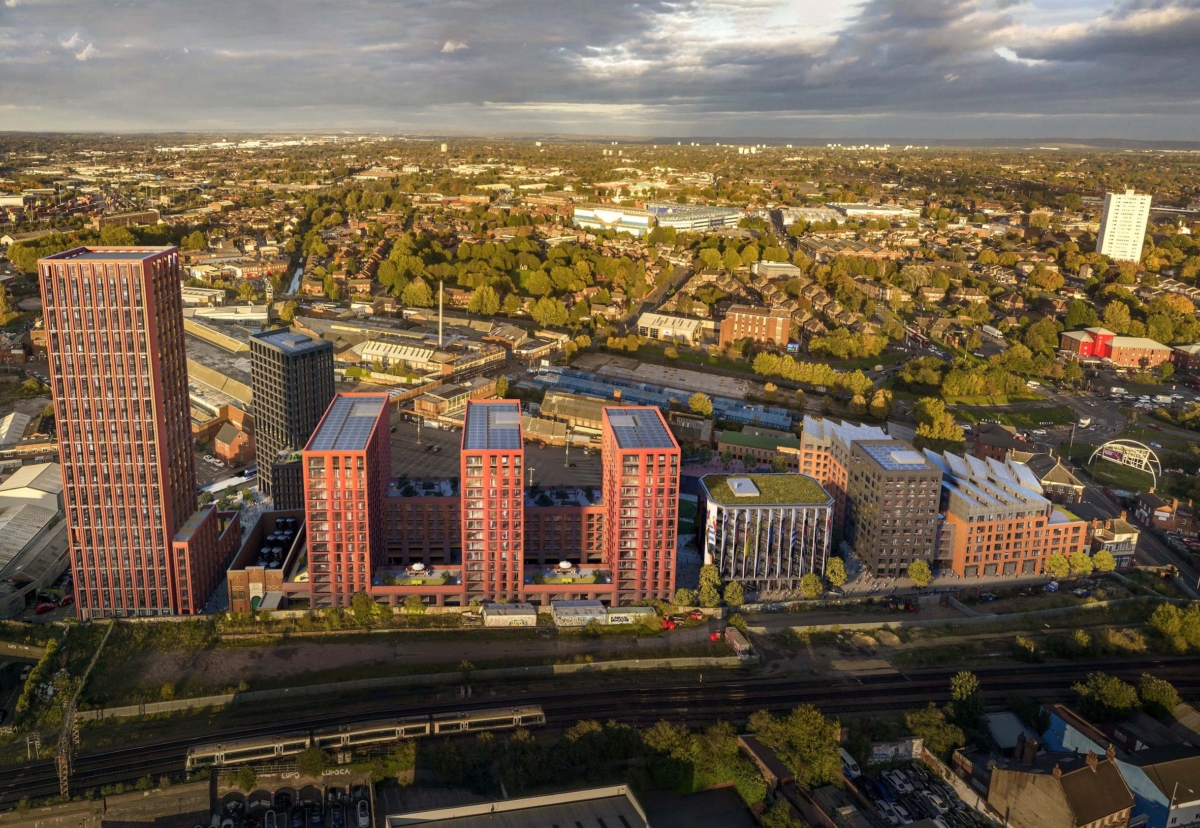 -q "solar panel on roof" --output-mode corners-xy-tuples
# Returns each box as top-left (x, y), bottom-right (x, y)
(606, 408), (674, 449)
(308, 395), (386, 451)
